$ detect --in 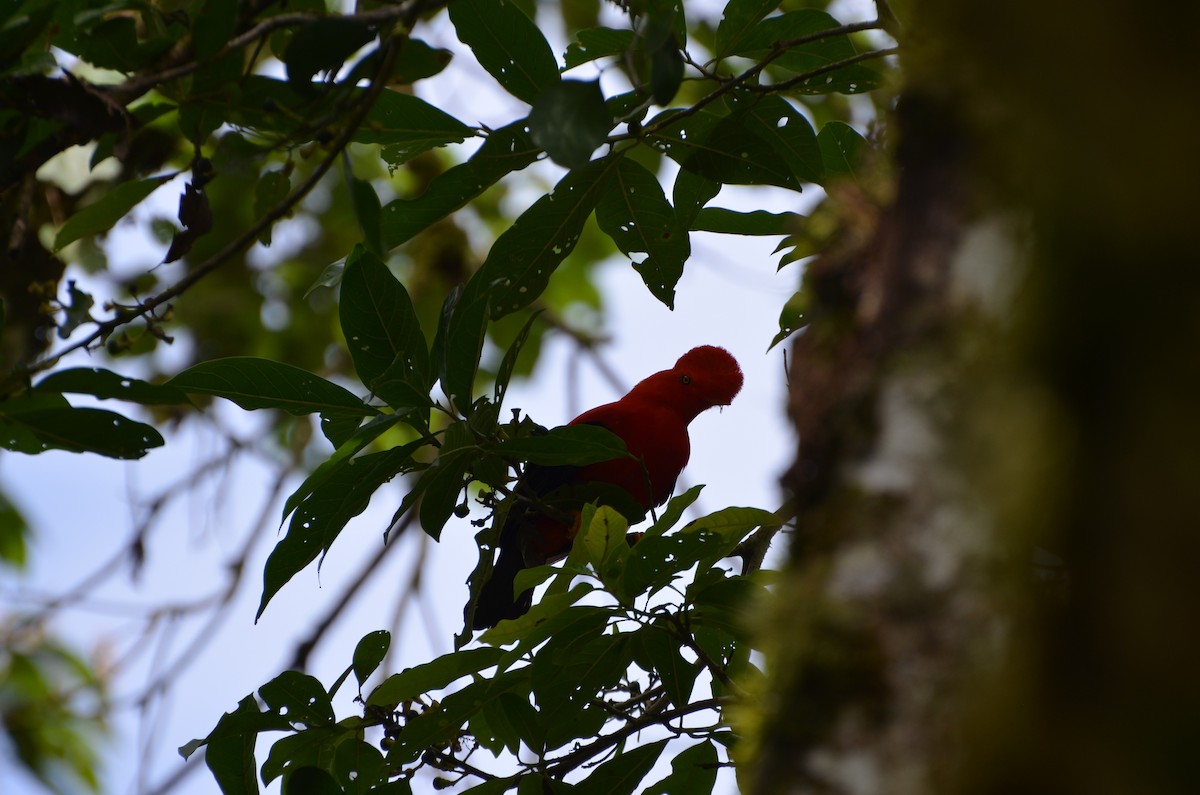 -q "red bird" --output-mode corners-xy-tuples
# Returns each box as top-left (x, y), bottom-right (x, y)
(471, 345), (744, 629)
